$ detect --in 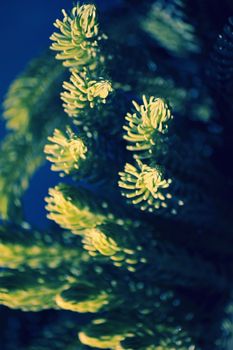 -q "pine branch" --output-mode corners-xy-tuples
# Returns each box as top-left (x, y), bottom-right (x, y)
(3, 53), (65, 132)
(0, 54), (66, 220)
(50, 4), (104, 70)
(119, 160), (173, 212)
(0, 133), (43, 220)
(0, 2), (232, 349)
(61, 69), (112, 118)
(45, 184), (110, 233)
(44, 127), (88, 175)
(135, 74), (214, 123)
(123, 95), (172, 158)
(0, 224), (84, 271)
(0, 268), (67, 311)
(141, 0), (200, 57)
(55, 279), (121, 314)
(78, 306), (195, 350)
